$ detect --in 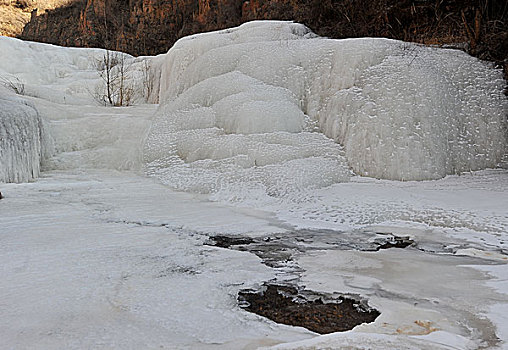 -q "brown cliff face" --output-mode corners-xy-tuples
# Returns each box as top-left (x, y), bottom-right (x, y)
(0, 0), (68, 37)
(19, 0), (508, 75)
